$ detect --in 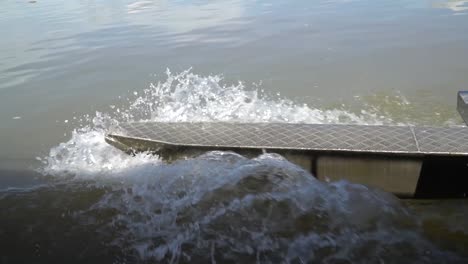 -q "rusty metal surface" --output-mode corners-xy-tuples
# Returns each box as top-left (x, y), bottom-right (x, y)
(107, 122), (468, 155)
